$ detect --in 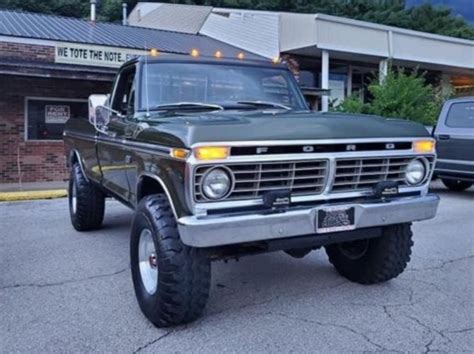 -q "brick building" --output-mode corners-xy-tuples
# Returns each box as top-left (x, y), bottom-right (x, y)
(0, 10), (257, 185)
